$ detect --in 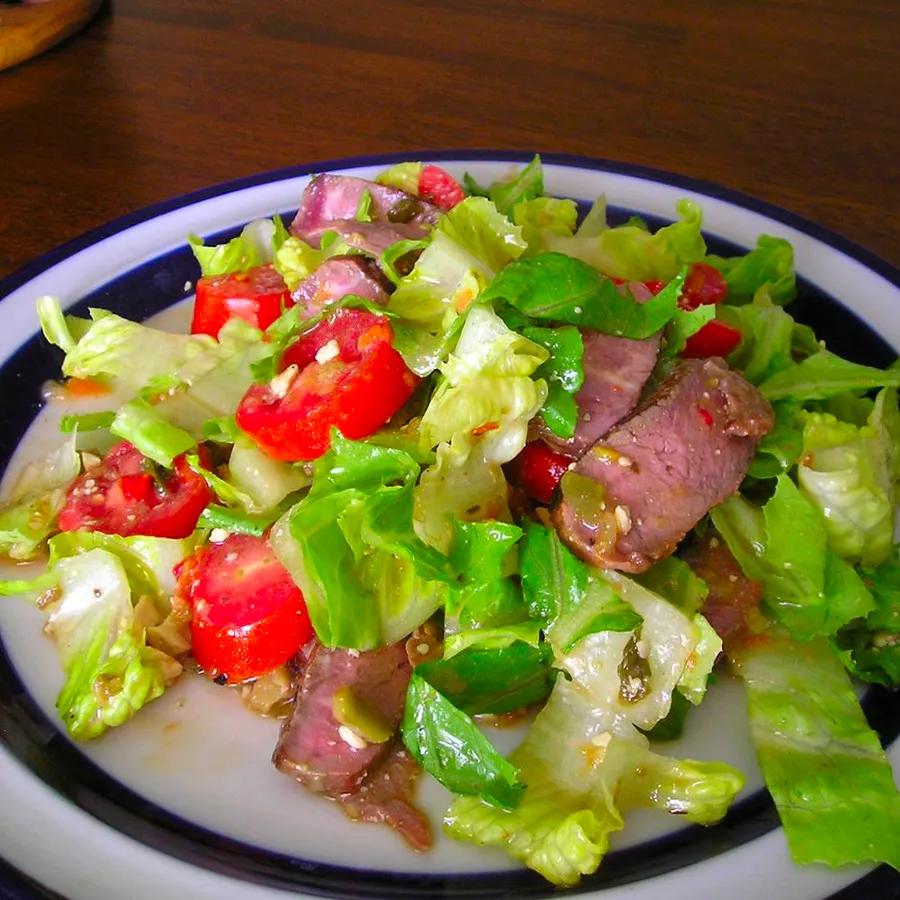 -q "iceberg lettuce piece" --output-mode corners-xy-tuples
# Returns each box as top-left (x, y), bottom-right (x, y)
(797, 392), (896, 567)
(272, 235), (325, 291)
(45, 548), (181, 739)
(414, 307), (547, 552)
(445, 575), (742, 886)
(227, 438), (311, 513)
(0, 432), (79, 561)
(512, 196), (578, 255)
(544, 199), (705, 281)
(732, 633), (900, 868)
(388, 198), (528, 375)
